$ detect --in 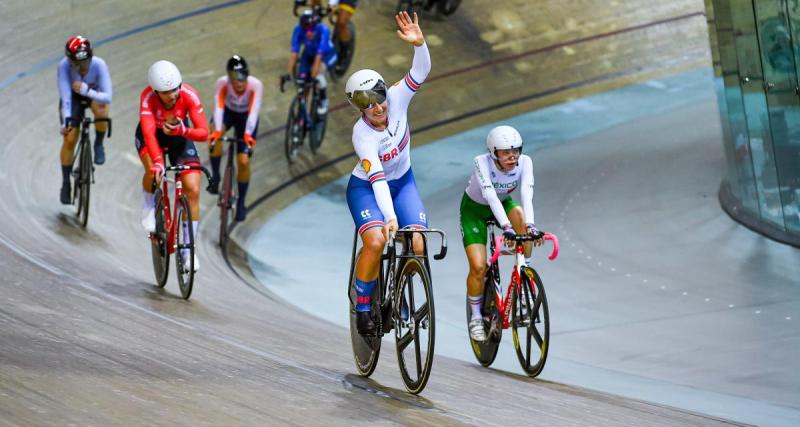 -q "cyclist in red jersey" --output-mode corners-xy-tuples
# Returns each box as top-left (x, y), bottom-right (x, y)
(136, 60), (208, 272)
